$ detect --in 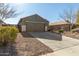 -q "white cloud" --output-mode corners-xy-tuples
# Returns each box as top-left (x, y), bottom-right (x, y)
(4, 18), (20, 24)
